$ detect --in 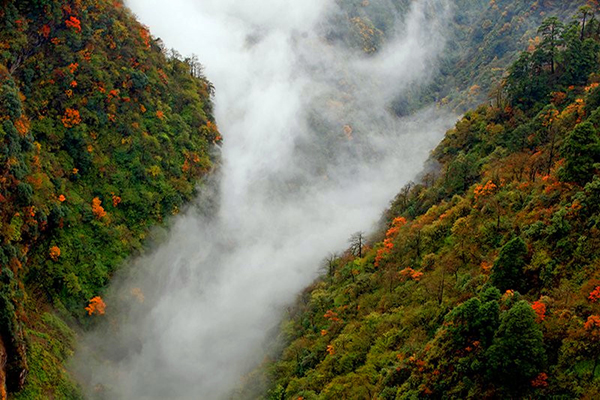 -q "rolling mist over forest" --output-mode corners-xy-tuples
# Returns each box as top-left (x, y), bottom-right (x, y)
(77, 0), (455, 398)
(1, 0), (600, 399)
